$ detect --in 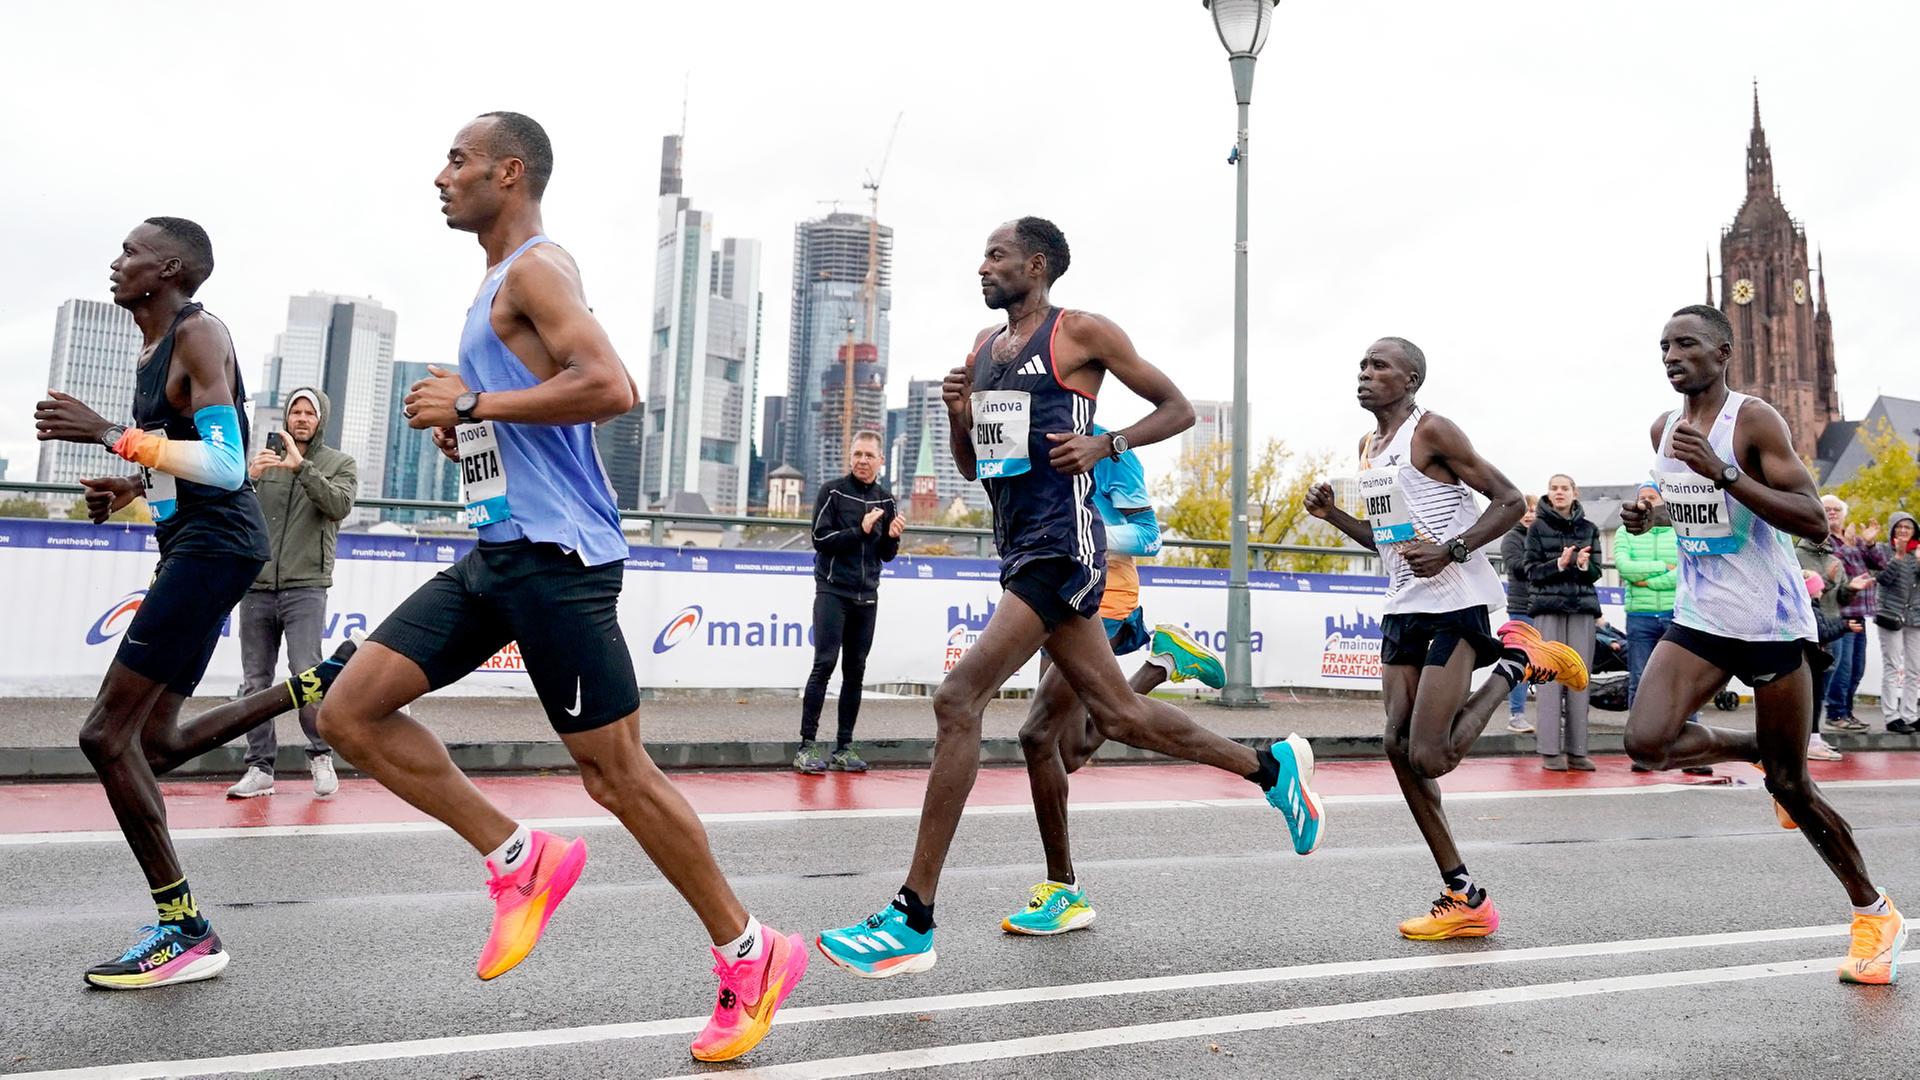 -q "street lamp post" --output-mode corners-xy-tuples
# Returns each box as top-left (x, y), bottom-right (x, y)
(1204, 0), (1277, 708)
